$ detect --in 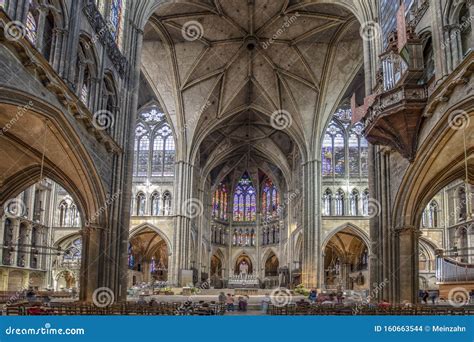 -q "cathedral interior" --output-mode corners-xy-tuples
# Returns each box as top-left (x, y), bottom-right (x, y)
(0, 0), (472, 311)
